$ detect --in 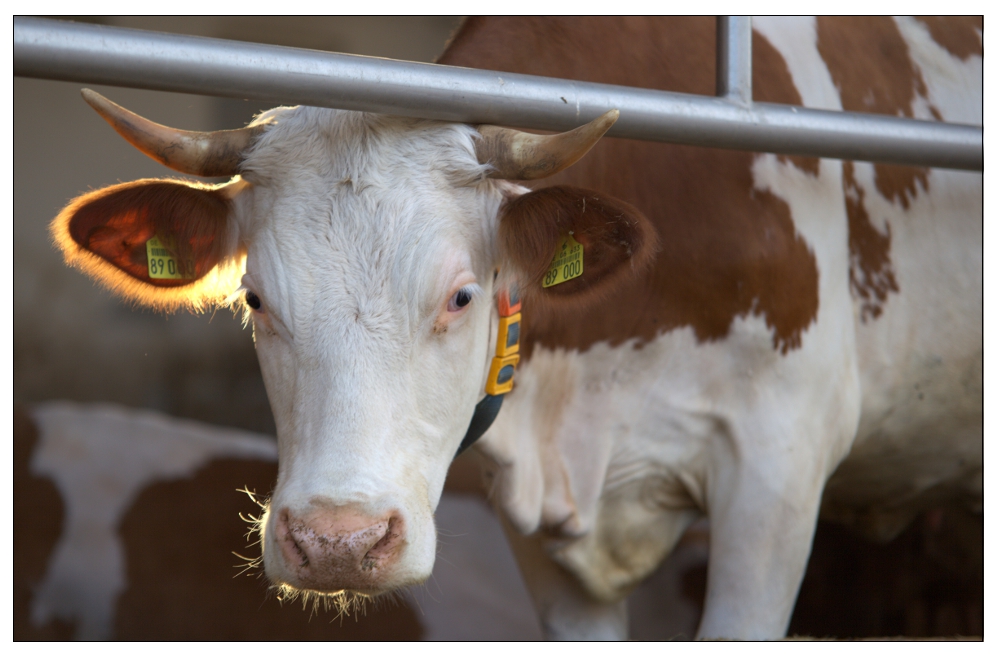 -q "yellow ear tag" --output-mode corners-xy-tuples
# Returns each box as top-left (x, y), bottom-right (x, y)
(146, 235), (195, 280)
(542, 233), (584, 288)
